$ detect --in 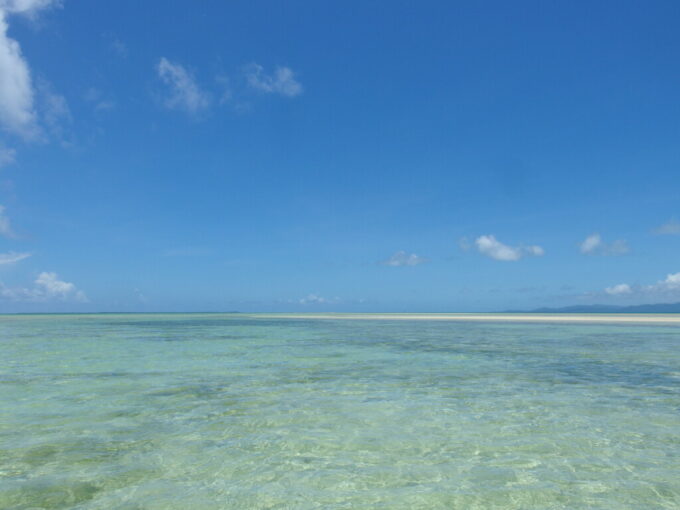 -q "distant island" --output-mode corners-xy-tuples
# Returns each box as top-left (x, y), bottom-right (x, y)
(506, 302), (680, 314)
